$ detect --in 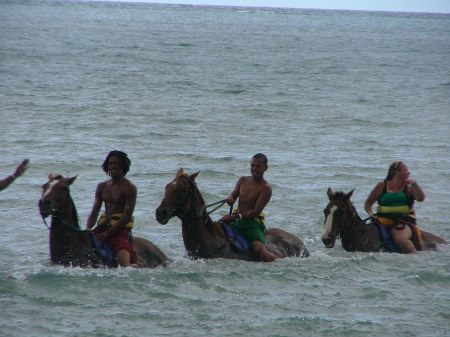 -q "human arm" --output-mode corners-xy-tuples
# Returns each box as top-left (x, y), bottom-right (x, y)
(221, 178), (243, 223)
(226, 177), (243, 206)
(407, 179), (425, 202)
(86, 183), (104, 230)
(364, 181), (384, 217)
(0, 159), (29, 191)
